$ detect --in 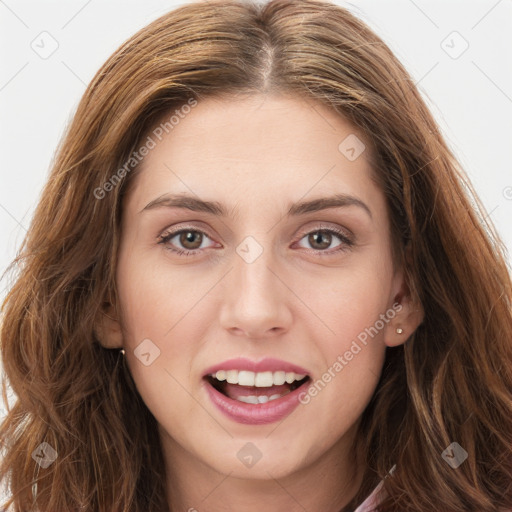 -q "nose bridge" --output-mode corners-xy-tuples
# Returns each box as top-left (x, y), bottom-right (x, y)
(219, 233), (291, 336)
(232, 234), (280, 305)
